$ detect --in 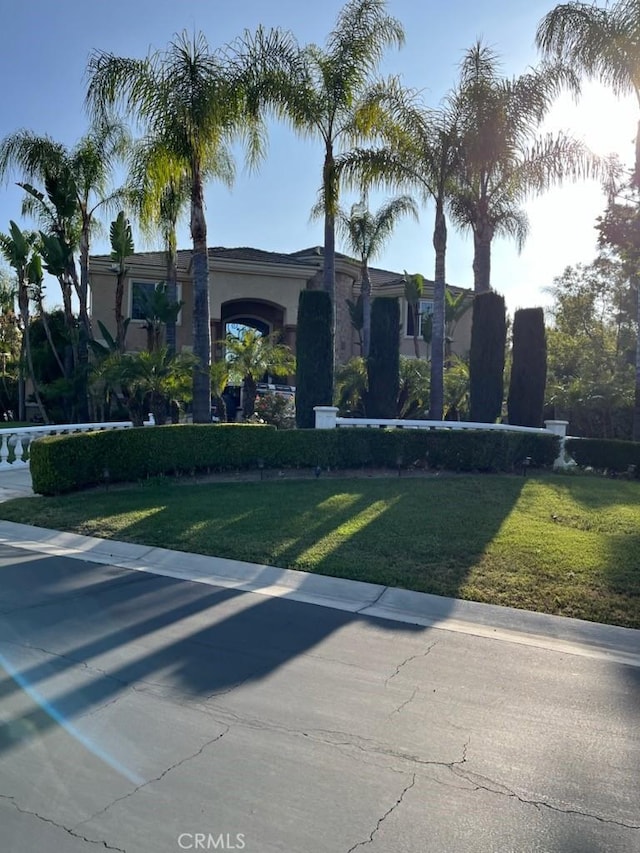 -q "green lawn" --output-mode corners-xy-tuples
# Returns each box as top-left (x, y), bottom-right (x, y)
(1, 472), (639, 628)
